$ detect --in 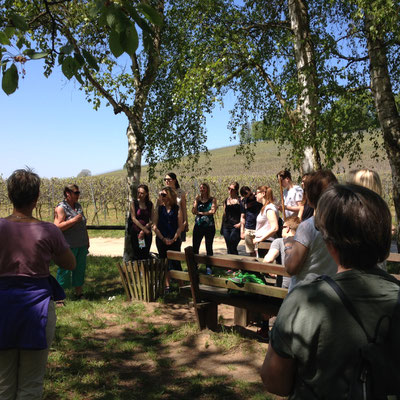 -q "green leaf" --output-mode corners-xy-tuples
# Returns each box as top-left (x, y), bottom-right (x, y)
(122, 24), (138, 56)
(23, 49), (35, 57)
(30, 52), (48, 60)
(0, 32), (10, 45)
(106, 13), (116, 28)
(61, 56), (78, 80)
(16, 37), (24, 49)
(2, 64), (18, 95)
(10, 13), (28, 31)
(74, 52), (85, 67)
(121, 2), (153, 34)
(4, 27), (16, 39)
(60, 44), (74, 55)
(108, 30), (124, 58)
(75, 72), (84, 85)
(82, 49), (99, 71)
(88, 0), (103, 18)
(137, 3), (163, 27)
